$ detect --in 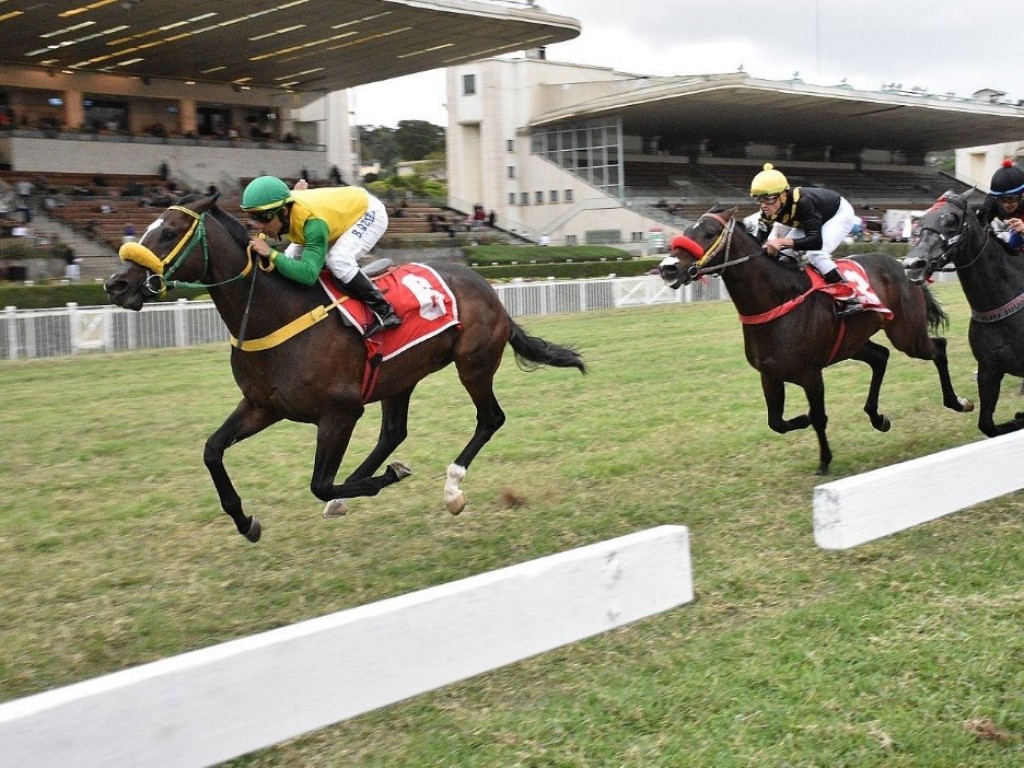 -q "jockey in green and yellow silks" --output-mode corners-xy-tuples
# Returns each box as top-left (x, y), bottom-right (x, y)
(241, 175), (401, 335)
